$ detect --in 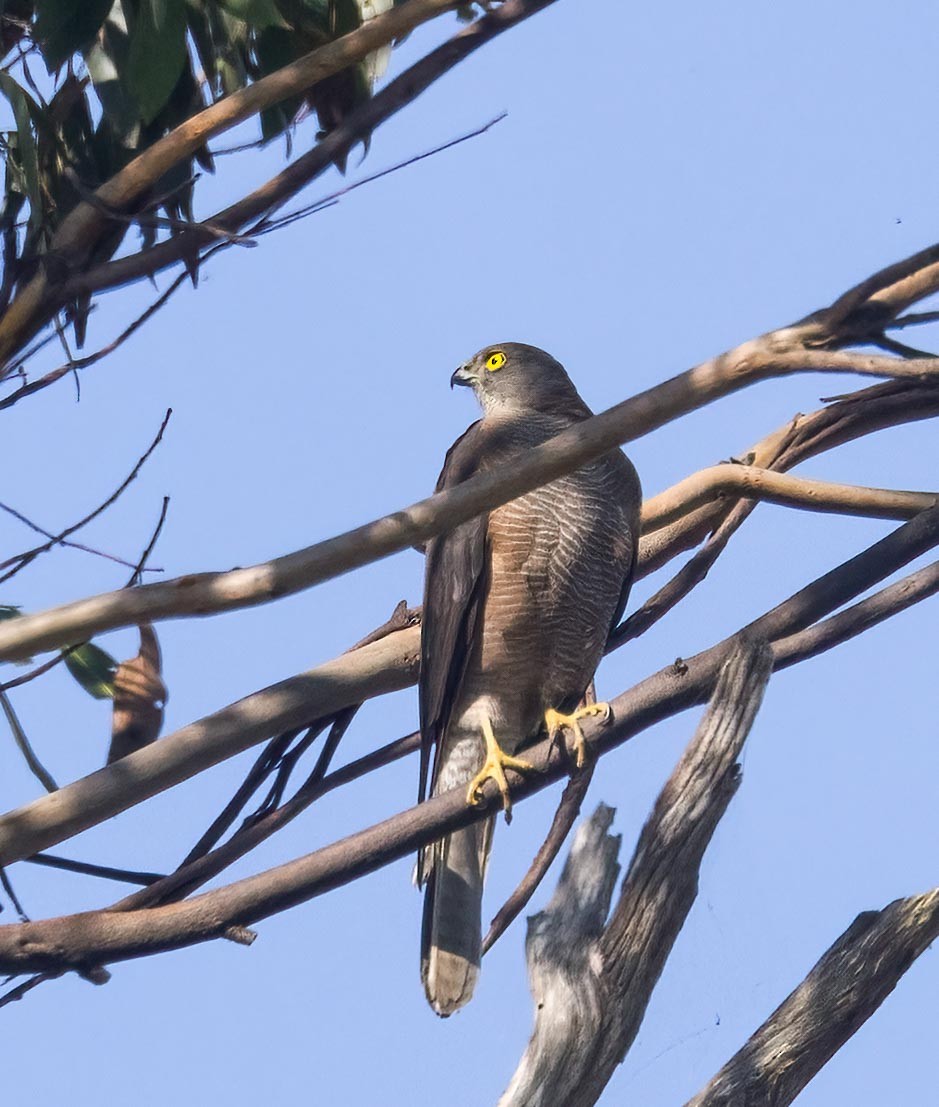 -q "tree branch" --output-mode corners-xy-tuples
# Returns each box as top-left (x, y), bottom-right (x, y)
(0, 510), (936, 963)
(0, 0), (561, 366)
(0, 409), (172, 585)
(499, 638), (773, 1107)
(686, 891), (939, 1107)
(0, 624), (421, 866)
(642, 465), (935, 531)
(1, 339), (936, 662)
